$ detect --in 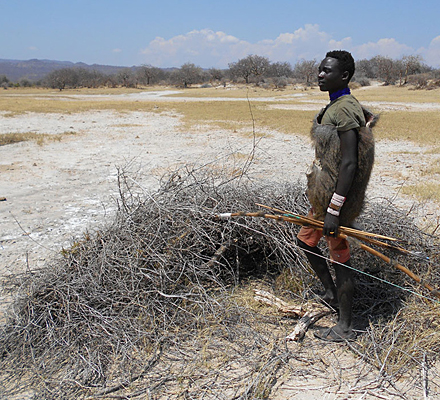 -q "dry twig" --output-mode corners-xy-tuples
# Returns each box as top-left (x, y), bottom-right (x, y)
(0, 165), (439, 399)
